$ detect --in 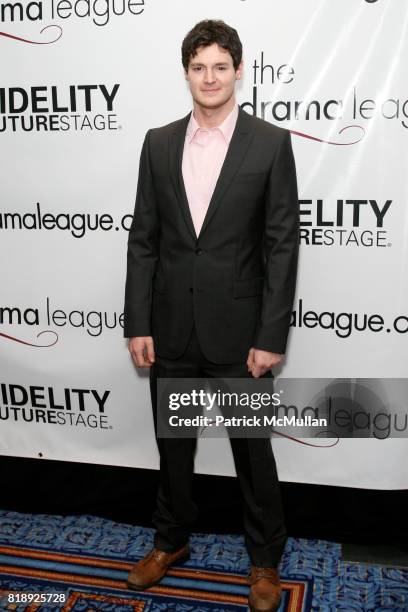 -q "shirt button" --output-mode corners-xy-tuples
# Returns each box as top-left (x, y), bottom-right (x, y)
(195, 248), (203, 256)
